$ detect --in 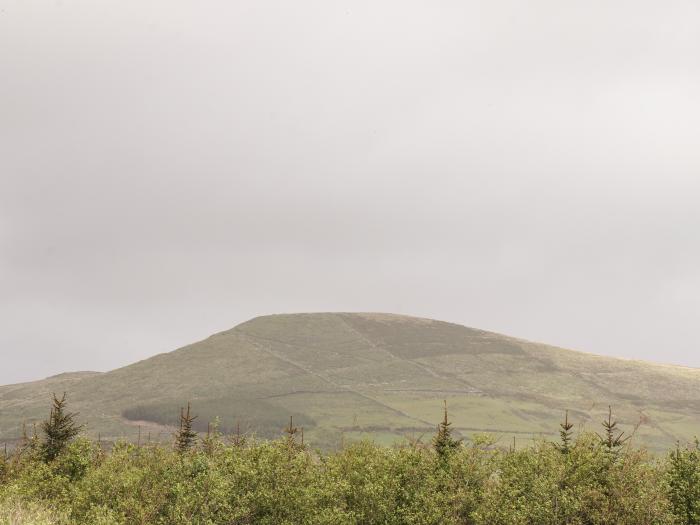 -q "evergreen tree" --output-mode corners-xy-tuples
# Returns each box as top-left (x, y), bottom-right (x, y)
(40, 393), (82, 462)
(230, 421), (246, 448)
(284, 415), (302, 451)
(202, 417), (222, 456)
(174, 402), (198, 453)
(433, 400), (460, 460)
(598, 405), (629, 454)
(557, 410), (574, 454)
